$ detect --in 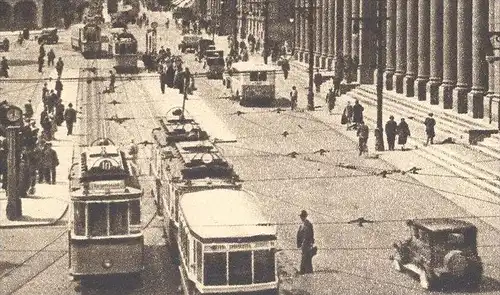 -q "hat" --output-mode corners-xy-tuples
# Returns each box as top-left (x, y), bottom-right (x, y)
(299, 210), (308, 218)
(429, 113), (433, 117)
